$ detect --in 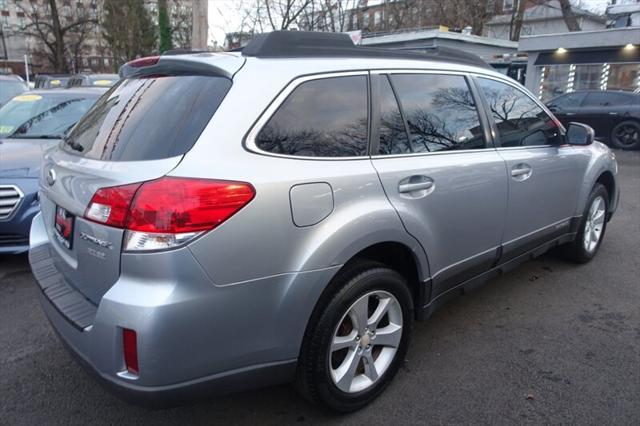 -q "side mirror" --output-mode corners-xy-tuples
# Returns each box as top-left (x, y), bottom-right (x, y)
(566, 122), (595, 146)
